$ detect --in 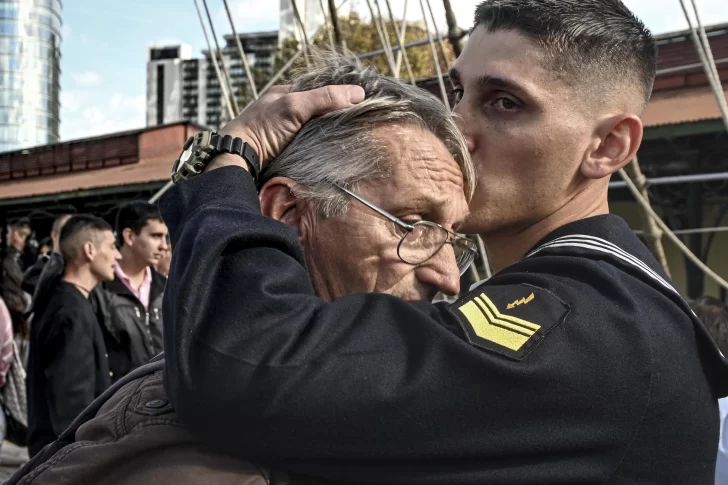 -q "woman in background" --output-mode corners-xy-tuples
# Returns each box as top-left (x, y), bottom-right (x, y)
(0, 243), (29, 455)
